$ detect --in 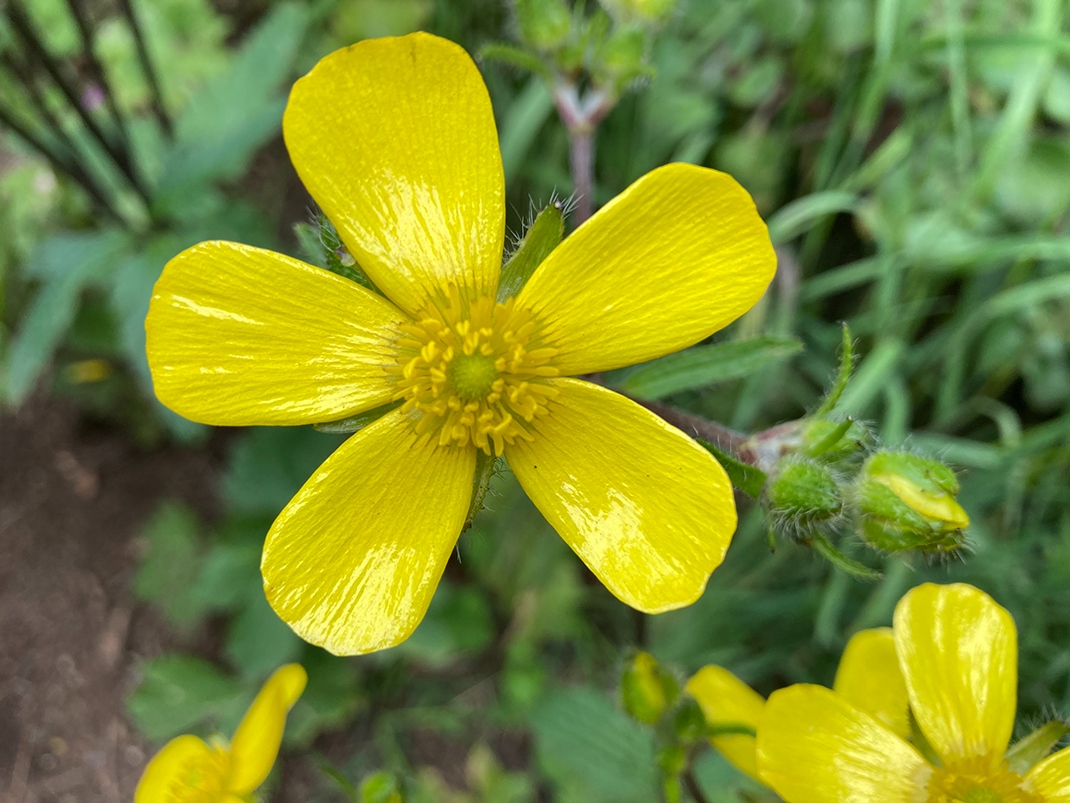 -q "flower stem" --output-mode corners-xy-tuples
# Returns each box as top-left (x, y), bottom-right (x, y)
(569, 126), (595, 224)
(636, 400), (754, 463)
(682, 768), (710, 803)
